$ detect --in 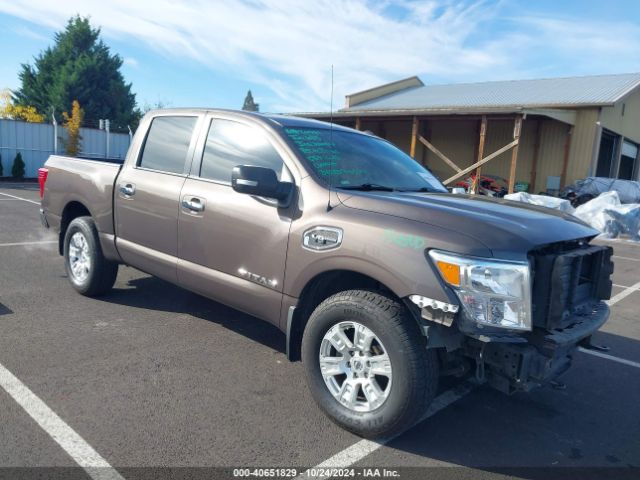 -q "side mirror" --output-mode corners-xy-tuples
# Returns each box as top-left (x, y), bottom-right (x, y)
(231, 165), (293, 205)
